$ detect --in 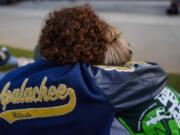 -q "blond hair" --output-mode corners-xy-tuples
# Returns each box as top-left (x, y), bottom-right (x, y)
(104, 26), (132, 66)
